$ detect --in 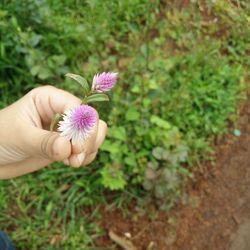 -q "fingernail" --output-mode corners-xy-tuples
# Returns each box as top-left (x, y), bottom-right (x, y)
(63, 159), (69, 165)
(77, 152), (85, 164)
